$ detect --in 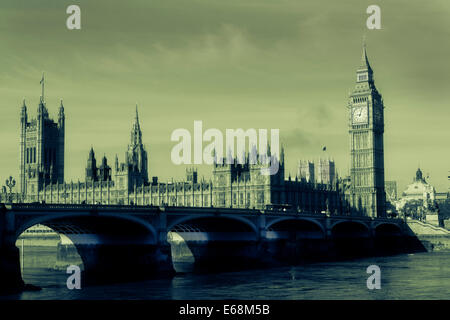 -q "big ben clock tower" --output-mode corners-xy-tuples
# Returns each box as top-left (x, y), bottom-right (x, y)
(348, 44), (386, 217)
